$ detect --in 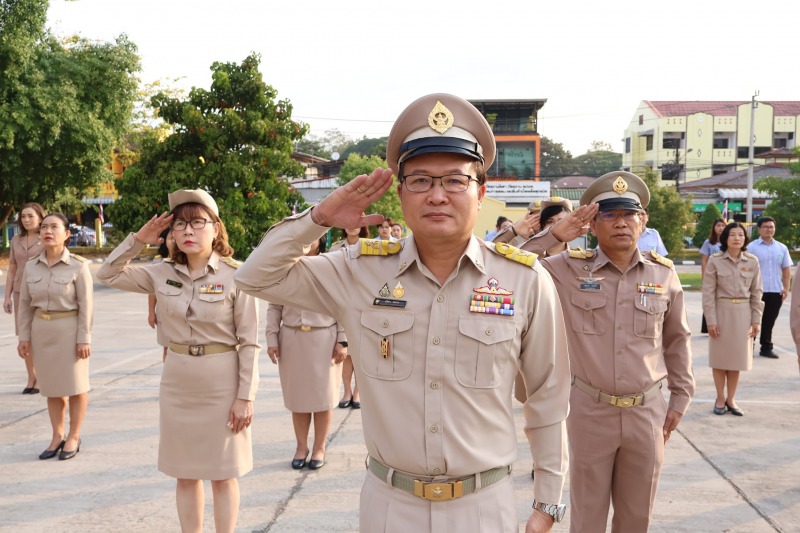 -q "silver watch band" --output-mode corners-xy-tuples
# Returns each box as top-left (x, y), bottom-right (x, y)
(532, 500), (566, 523)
